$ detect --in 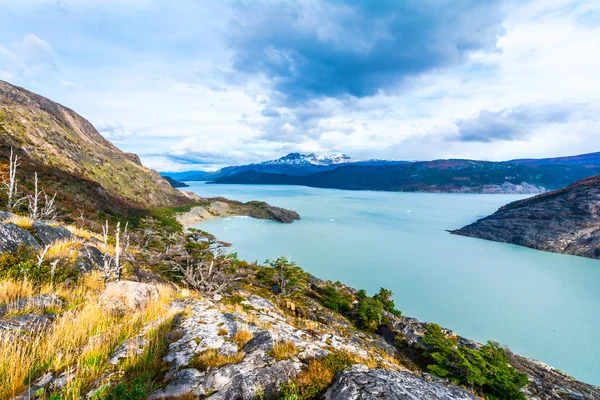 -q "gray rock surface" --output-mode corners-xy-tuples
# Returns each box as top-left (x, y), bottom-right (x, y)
(0, 313), (55, 336)
(33, 222), (73, 246)
(0, 294), (63, 316)
(324, 365), (479, 400)
(99, 281), (159, 315)
(0, 223), (41, 253)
